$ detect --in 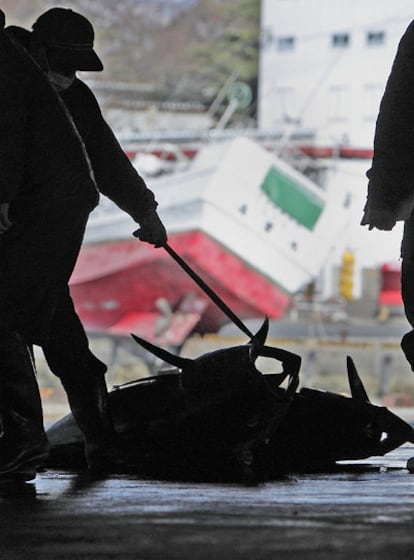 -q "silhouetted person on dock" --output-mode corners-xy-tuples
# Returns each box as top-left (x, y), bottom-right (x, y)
(361, 19), (414, 372)
(0, 7), (167, 480)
